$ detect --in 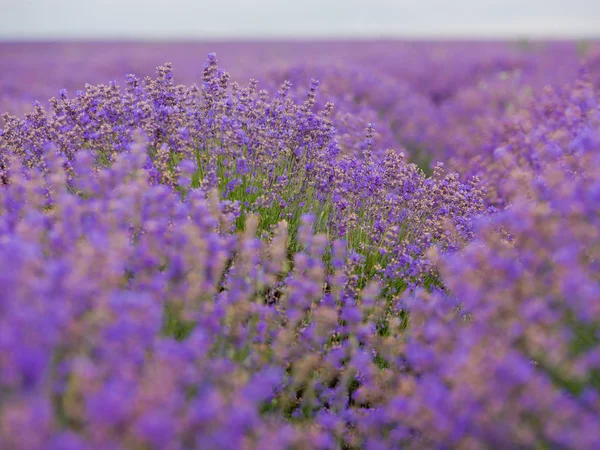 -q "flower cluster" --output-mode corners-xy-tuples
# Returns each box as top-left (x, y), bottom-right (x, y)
(0, 56), (484, 286)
